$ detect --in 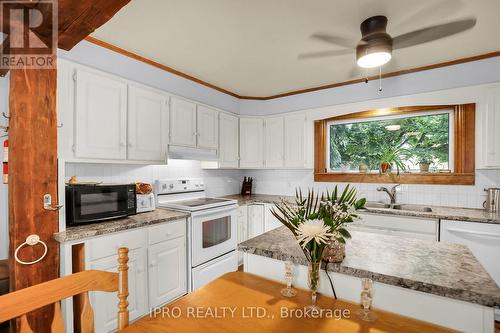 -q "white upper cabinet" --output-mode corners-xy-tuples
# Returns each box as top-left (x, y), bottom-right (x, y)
(74, 69), (127, 160)
(239, 118), (264, 168)
(264, 117), (284, 168)
(481, 86), (500, 168)
(197, 105), (219, 149)
(284, 113), (307, 168)
(170, 97), (197, 147)
(219, 113), (239, 168)
(128, 85), (169, 162)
